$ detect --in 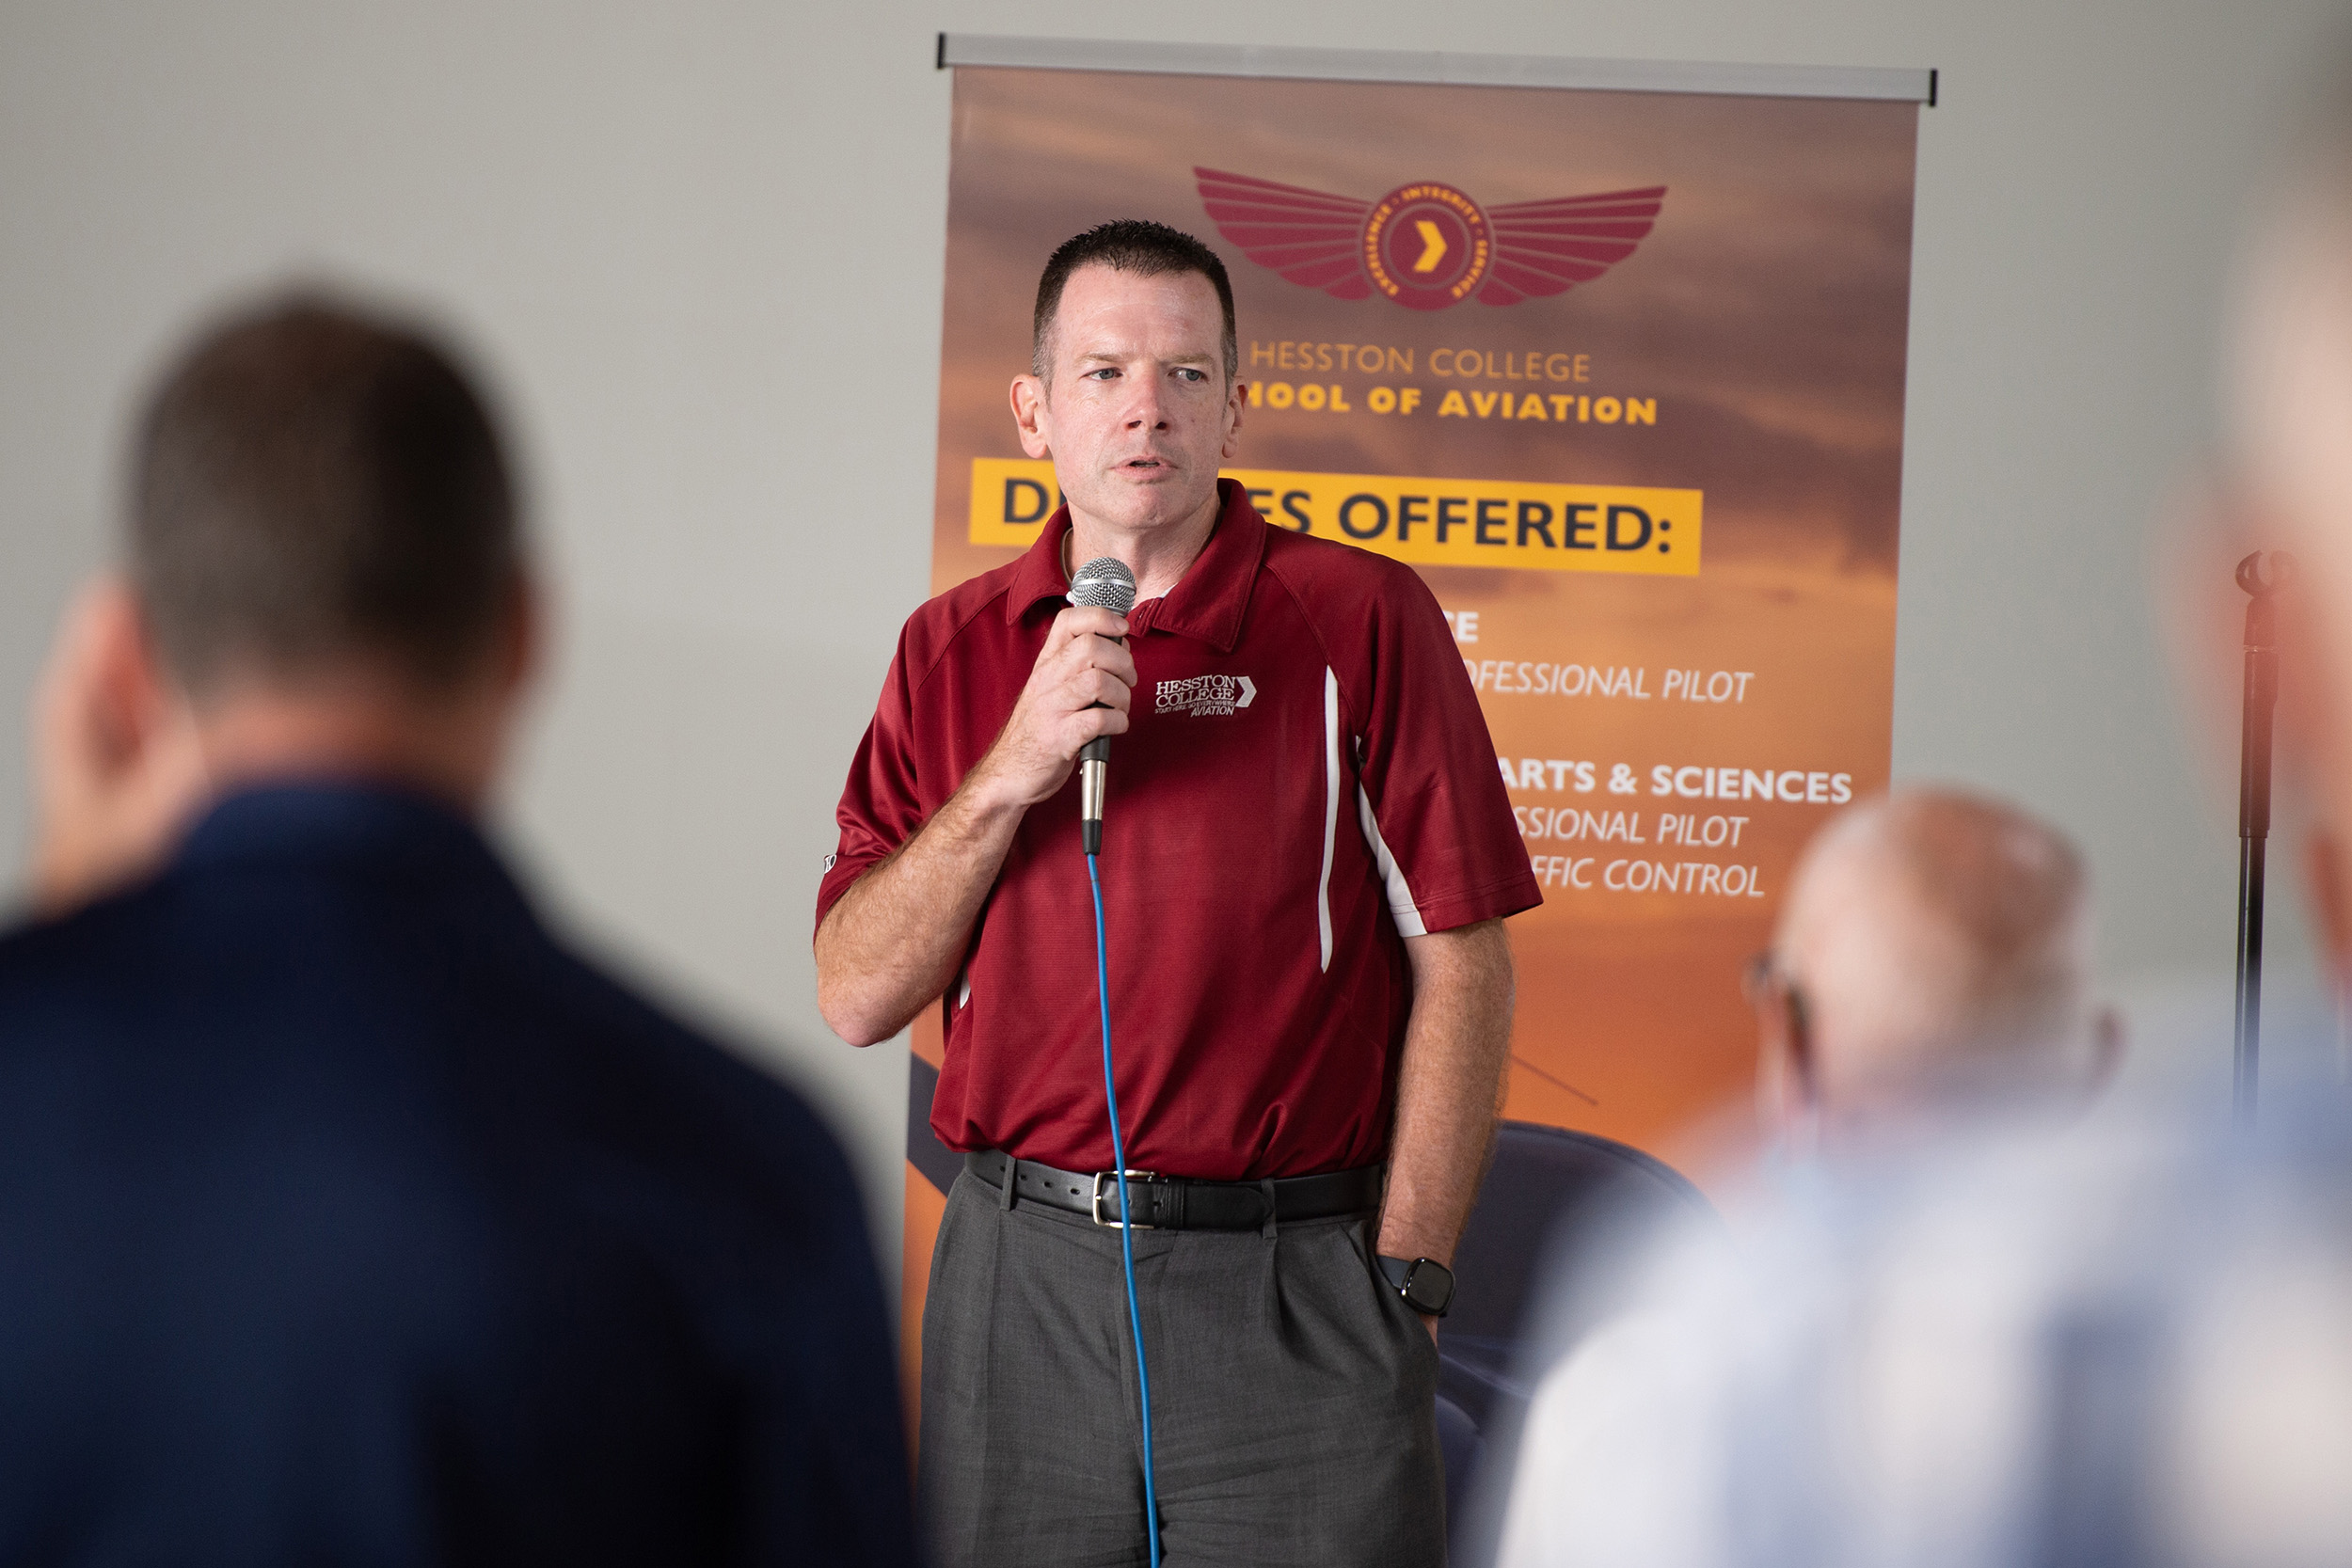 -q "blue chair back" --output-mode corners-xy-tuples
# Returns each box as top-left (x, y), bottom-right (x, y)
(1436, 1119), (1719, 1510)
